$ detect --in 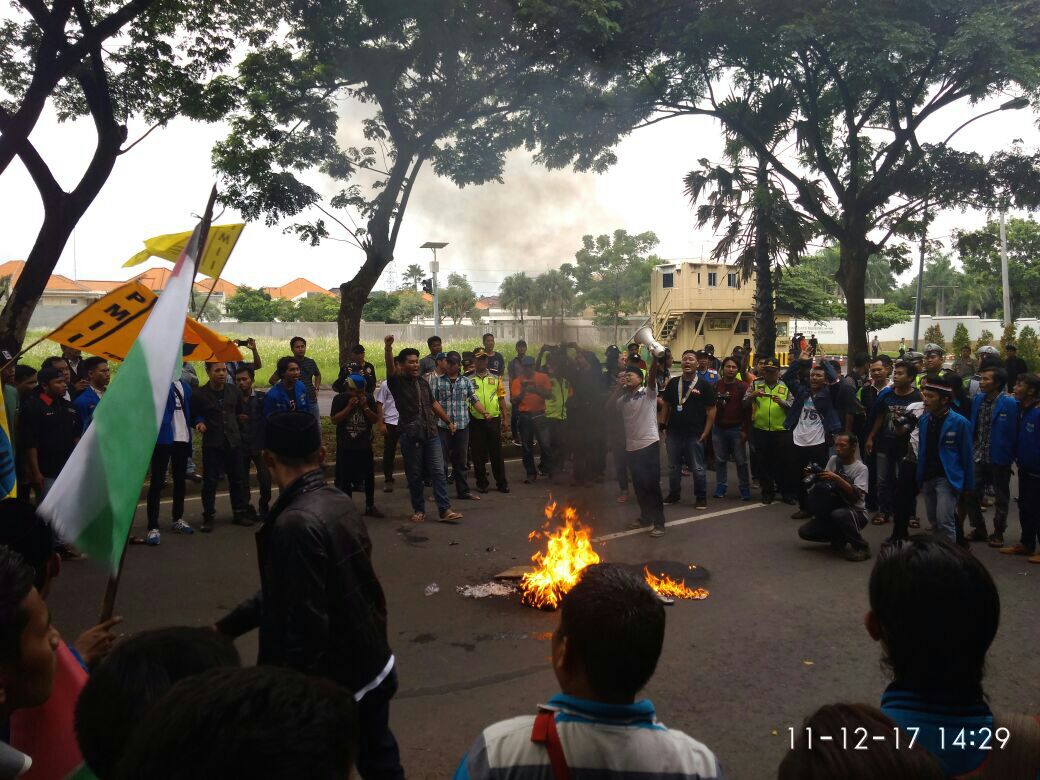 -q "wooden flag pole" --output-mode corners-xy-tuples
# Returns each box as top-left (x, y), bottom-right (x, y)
(97, 186), (218, 625)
